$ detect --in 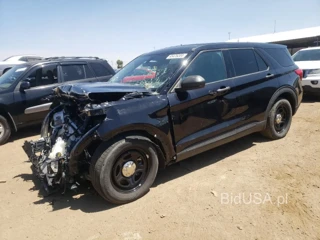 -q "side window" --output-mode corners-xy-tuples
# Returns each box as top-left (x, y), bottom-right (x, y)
(264, 48), (294, 67)
(230, 49), (259, 76)
(90, 62), (113, 77)
(181, 51), (227, 84)
(25, 65), (58, 87)
(254, 51), (268, 71)
(61, 64), (94, 82)
(84, 65), (95, 78)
